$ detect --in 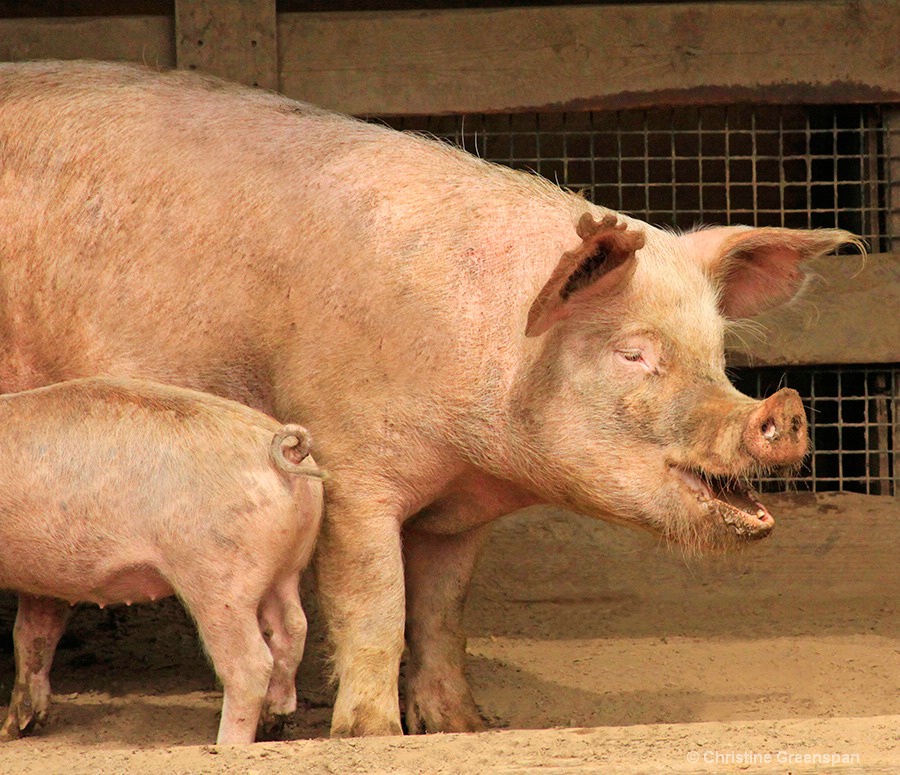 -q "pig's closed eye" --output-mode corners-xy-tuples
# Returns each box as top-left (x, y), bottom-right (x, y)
(615, 347), (658, 374)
